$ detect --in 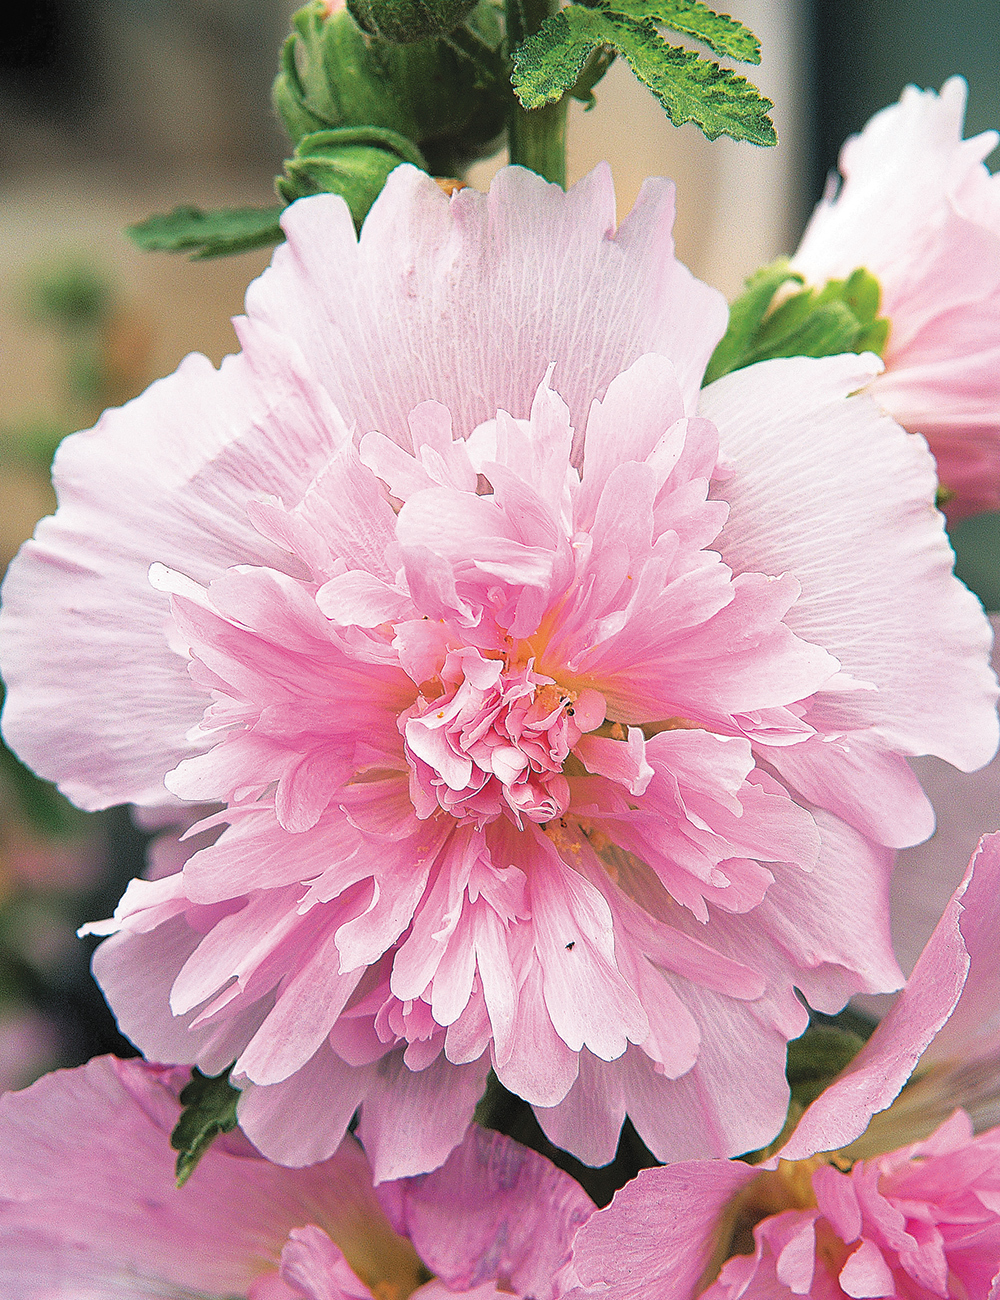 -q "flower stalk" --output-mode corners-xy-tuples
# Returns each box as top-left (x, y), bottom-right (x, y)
(505, 0), (566, 184)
